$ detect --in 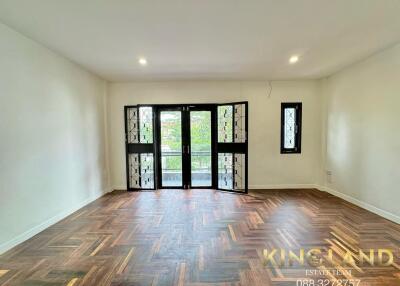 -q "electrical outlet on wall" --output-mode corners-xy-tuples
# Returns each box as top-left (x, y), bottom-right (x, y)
(326, 170), (332, 184)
